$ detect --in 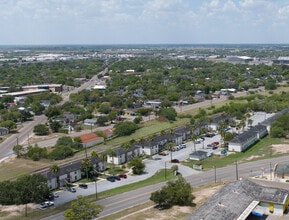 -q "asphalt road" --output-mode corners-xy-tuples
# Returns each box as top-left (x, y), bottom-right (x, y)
(0, 115), (47, 160)
(42, 154), (289, 220)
